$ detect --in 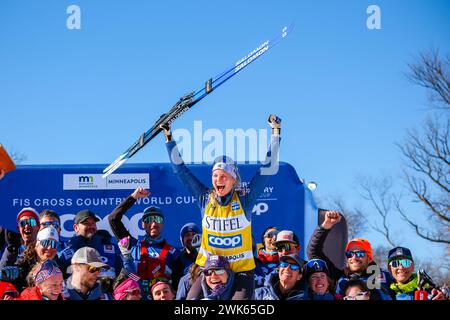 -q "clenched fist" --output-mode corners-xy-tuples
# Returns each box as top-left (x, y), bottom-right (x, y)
(322, 210), (342, 230)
